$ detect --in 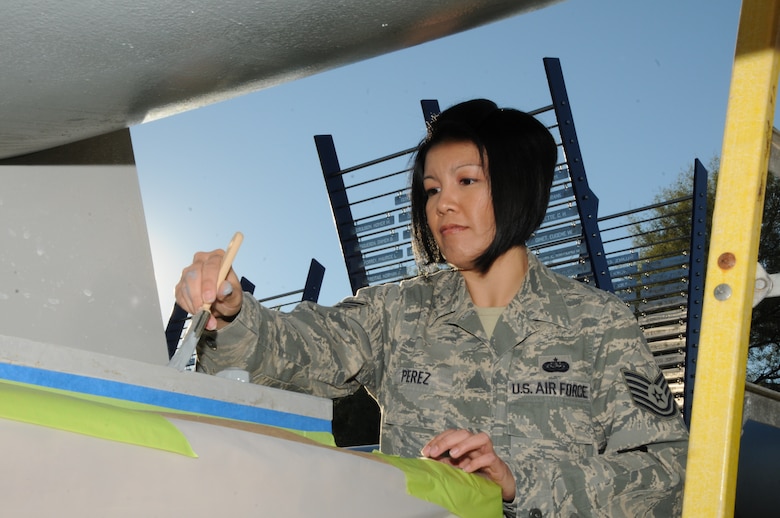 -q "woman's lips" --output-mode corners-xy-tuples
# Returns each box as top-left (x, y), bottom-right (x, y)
(440, 224), (467, 235)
